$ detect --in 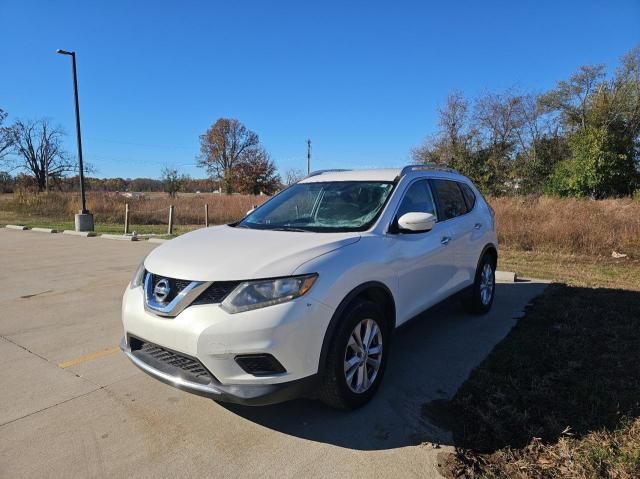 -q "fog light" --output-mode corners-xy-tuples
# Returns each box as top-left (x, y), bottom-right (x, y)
(235, 354), (286, 376)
